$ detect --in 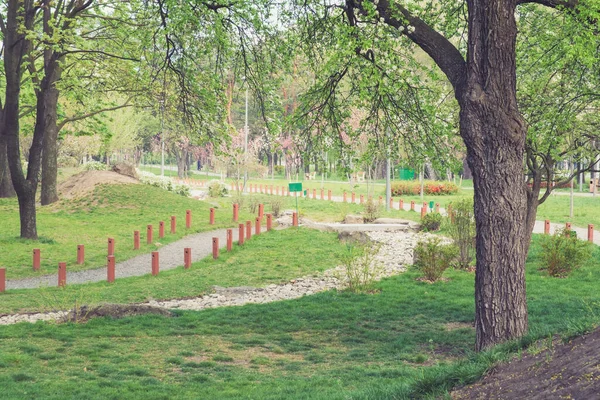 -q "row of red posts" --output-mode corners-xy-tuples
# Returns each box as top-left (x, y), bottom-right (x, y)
(544, 220), (594, 242)
(1, 207), (283, 292)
